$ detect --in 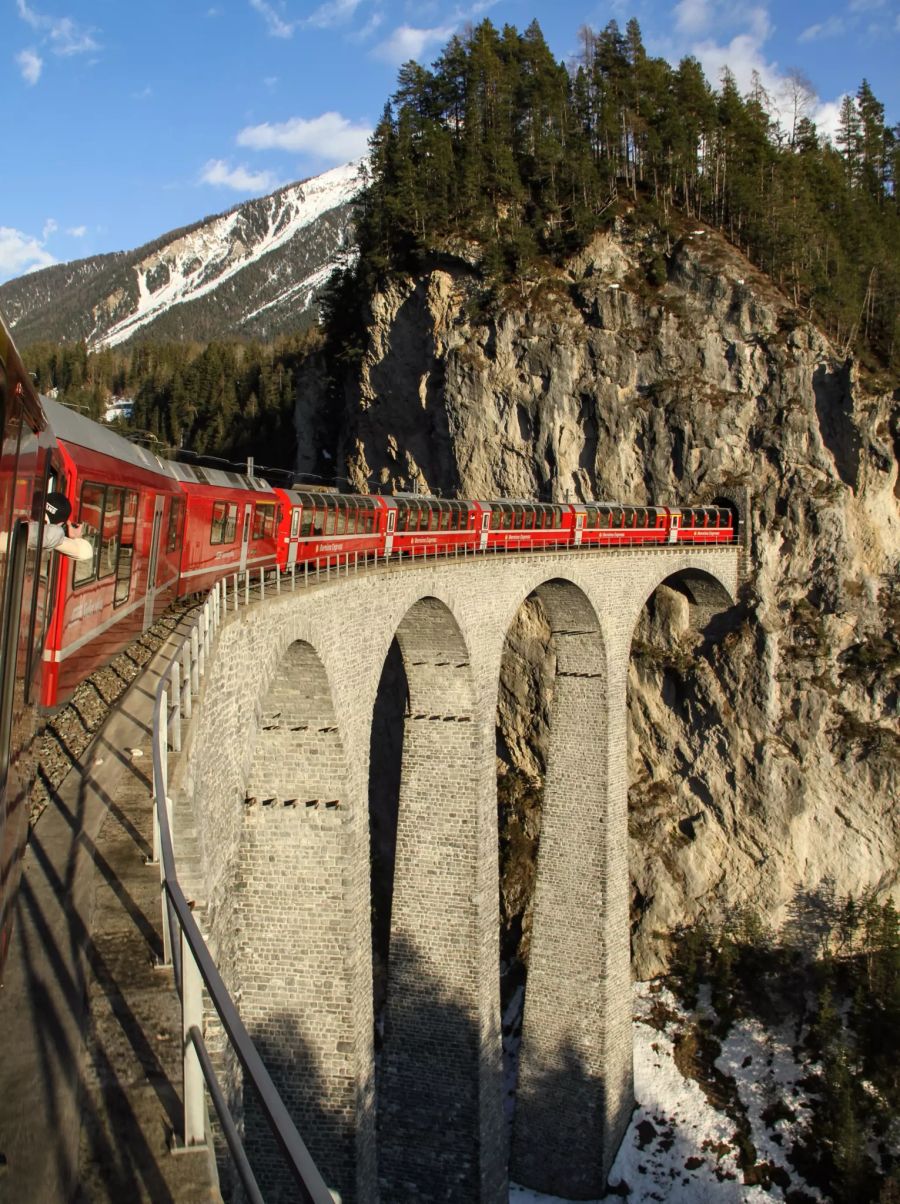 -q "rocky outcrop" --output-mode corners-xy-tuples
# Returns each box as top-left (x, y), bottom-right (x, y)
(304, 217), (900, 978)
